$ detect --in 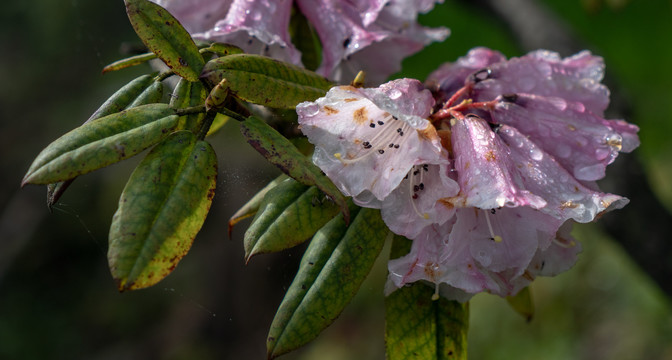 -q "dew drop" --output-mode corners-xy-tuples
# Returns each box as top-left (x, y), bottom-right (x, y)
(529, 148), (543, 161)
(298, 103), (320, 117)
(388, 89), (402, 99)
